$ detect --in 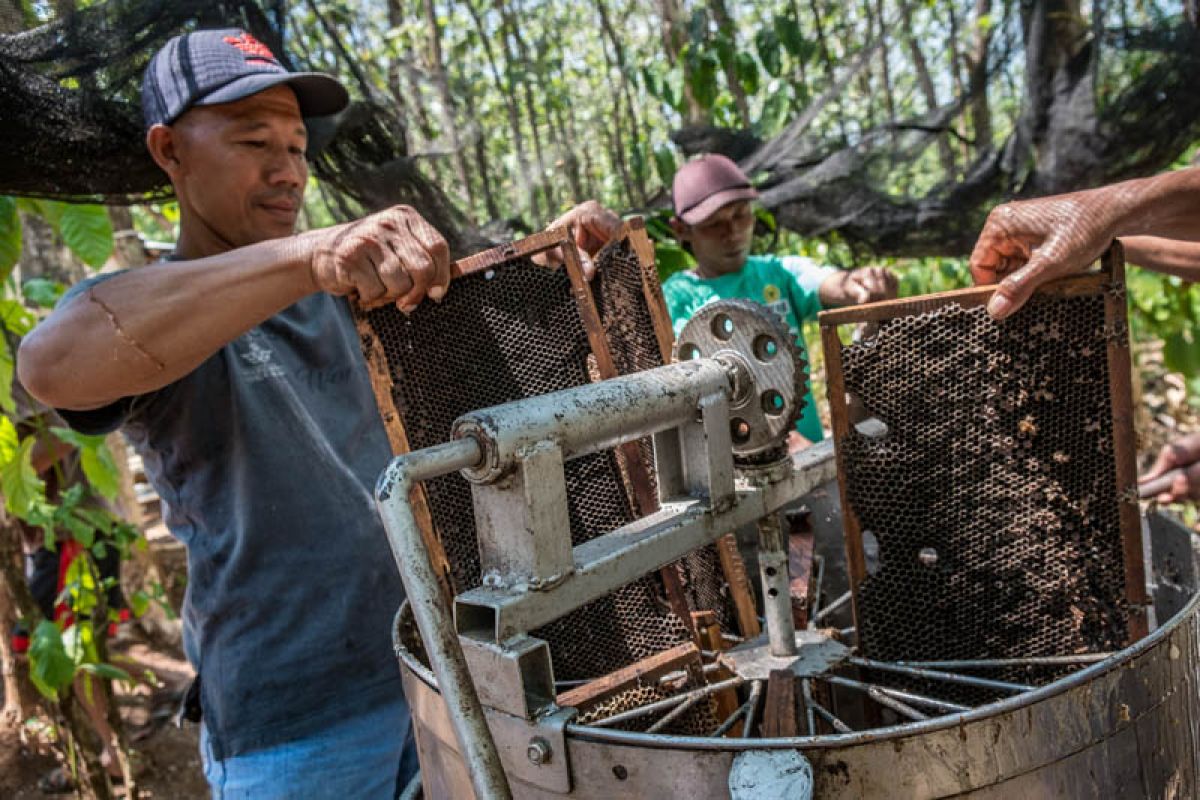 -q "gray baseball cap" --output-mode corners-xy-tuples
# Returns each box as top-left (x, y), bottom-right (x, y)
(141, 28), (349, 129)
